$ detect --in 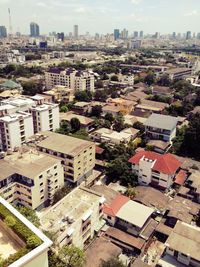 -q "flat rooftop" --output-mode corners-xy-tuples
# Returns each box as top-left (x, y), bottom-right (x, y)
(37, 131), (94, 156)
(166, 221), (200, 262)
(1, 149), (60, 179)
(85, 237), (122, 267)
(116, 200), (154, 228)
(60, 112), (94, 125)
(144, 113), (178, 131)
(40, 187), (104, 233)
